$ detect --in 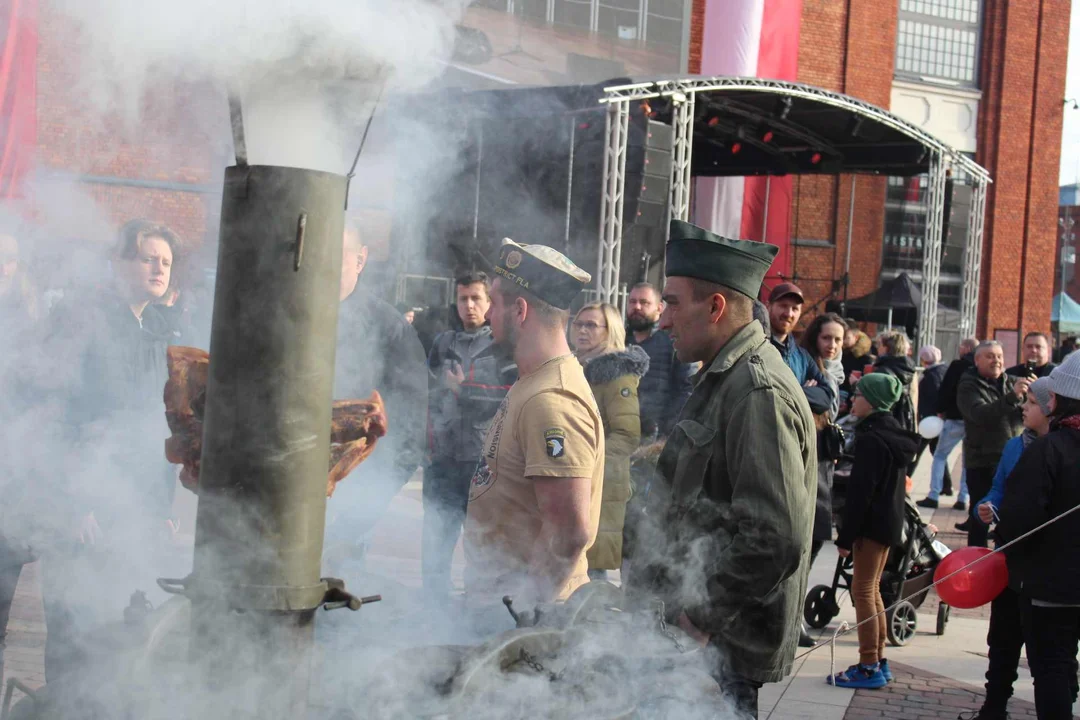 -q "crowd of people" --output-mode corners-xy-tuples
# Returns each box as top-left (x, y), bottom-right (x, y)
(1, 211), (1079, 719)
